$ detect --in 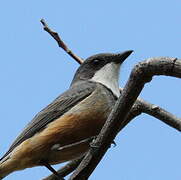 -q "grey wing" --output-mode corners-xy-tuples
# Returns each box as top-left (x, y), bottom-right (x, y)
(1, 81), (96, 160)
